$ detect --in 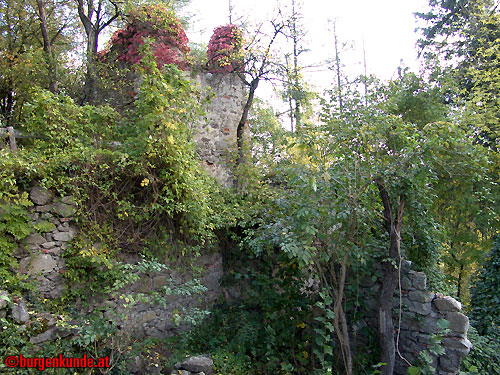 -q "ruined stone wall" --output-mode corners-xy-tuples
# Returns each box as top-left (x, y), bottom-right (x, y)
(398, 263), (471, 375)
(356, 260), (471, 375)
(8, 186), (224, 345)
(3, 72), (246, 346)
(192, 72), (247, 187)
